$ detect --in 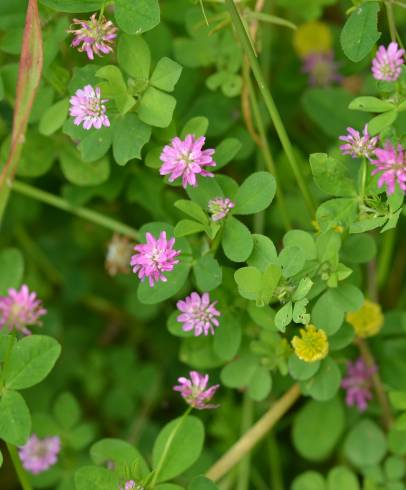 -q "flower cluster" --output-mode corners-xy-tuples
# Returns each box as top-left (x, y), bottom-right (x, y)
(130, 231), (180, 287)
(371, 142), (406, 195)
(69, 85), (110, 130)
(0, 285), (46, 335)
(339, 125), (378, 160)
(208, 197), (235, 221)
(174, 371), (219, 410)
(119, 481), (144, 490)
(69, 13), (117, 60)
(341, 357), (376, 412)
(19, 435), (61, 474)
(372, 42), (404, 82)
(160, 134), (216, 188)
(346, 300), (384, 338)
(291, 324), (329, 363)
(177, 292), (220, 336)
(302, 51), (341, 87)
